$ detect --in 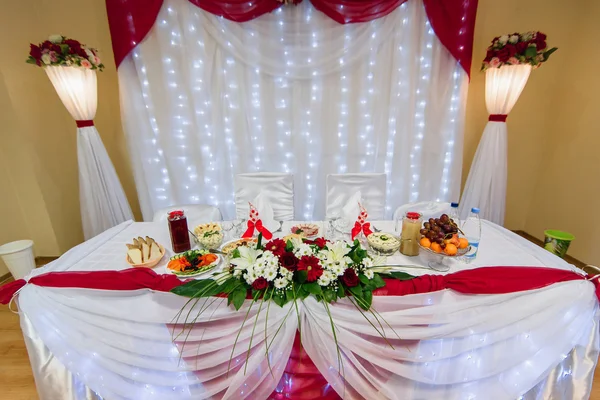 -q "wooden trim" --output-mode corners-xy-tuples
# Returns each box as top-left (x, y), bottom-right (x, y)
(512, 230), (588, 271)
